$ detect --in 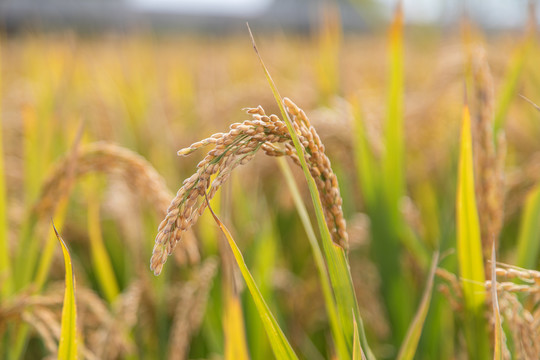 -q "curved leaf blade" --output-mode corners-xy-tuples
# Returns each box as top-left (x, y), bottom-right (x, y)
(396, 252), (439, 360)
(53, 224), (78, 360)
(456, 103), (489, 359)
(205, 194), (298, 360)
